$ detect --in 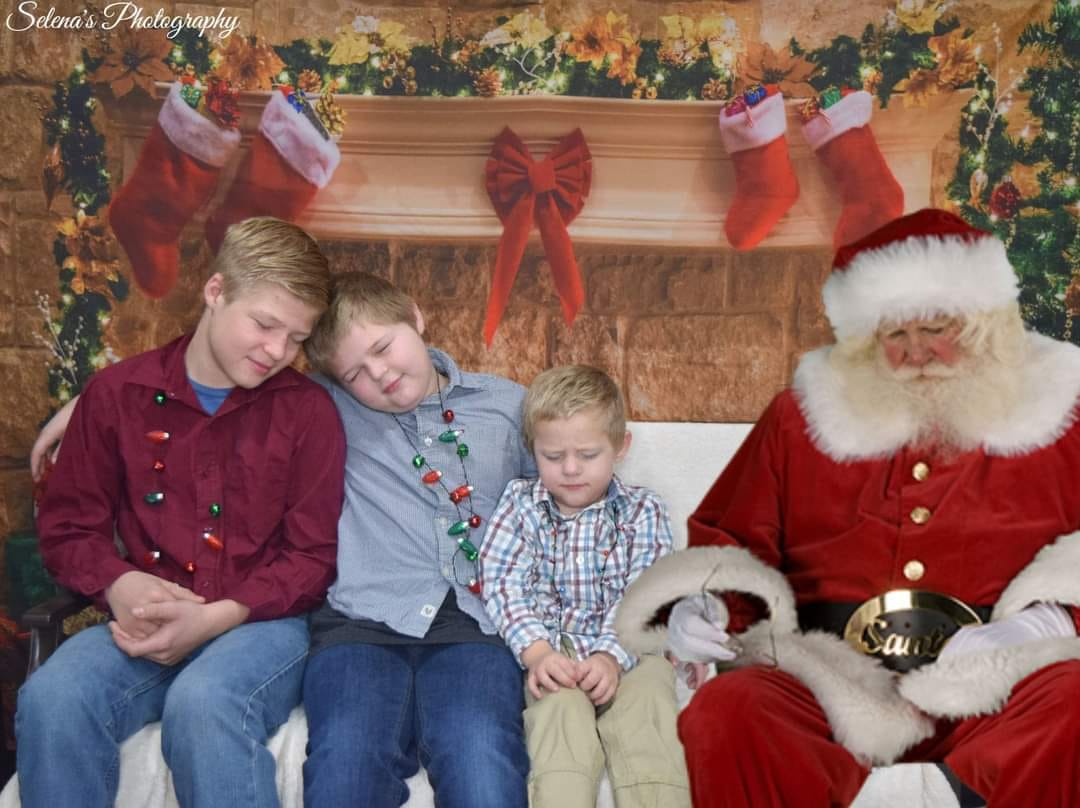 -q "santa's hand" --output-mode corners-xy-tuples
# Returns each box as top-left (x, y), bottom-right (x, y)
(938, 602), (1075, 661)
(667, 593), (739, 663)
